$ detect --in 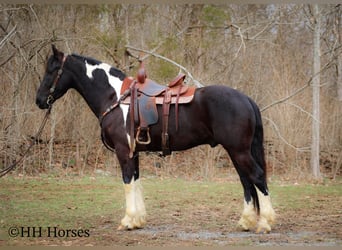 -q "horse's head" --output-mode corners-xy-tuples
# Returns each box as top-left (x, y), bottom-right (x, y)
(36, 45), (72, 109)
